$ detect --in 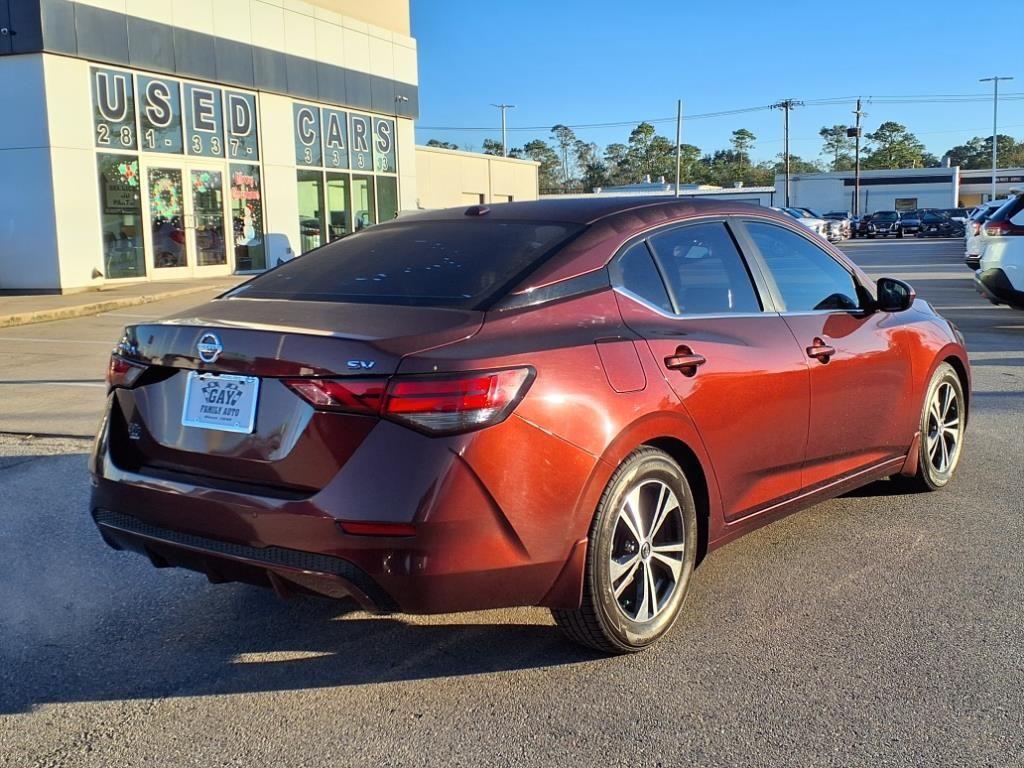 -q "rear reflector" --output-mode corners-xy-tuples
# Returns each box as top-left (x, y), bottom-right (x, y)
(106, 355), (147, 390)
(283, 367), (534, 435)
